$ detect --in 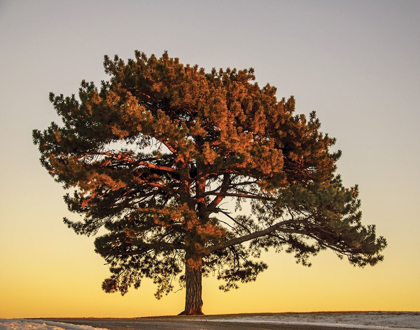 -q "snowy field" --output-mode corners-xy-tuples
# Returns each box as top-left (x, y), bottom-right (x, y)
(0, 319), (107, 330)
(197, 312), (420, 329)
(1, 312), (419, 329)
